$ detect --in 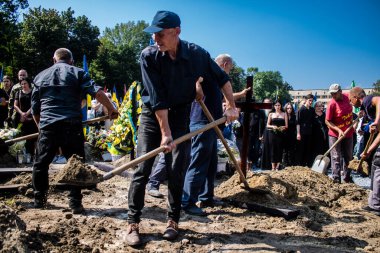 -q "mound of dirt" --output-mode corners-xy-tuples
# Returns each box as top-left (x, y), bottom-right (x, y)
(215, 166), (368, 209)
(0, 204), (29, 252)
(5, 172), (32, 185)
(53, 155), (103, 185)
